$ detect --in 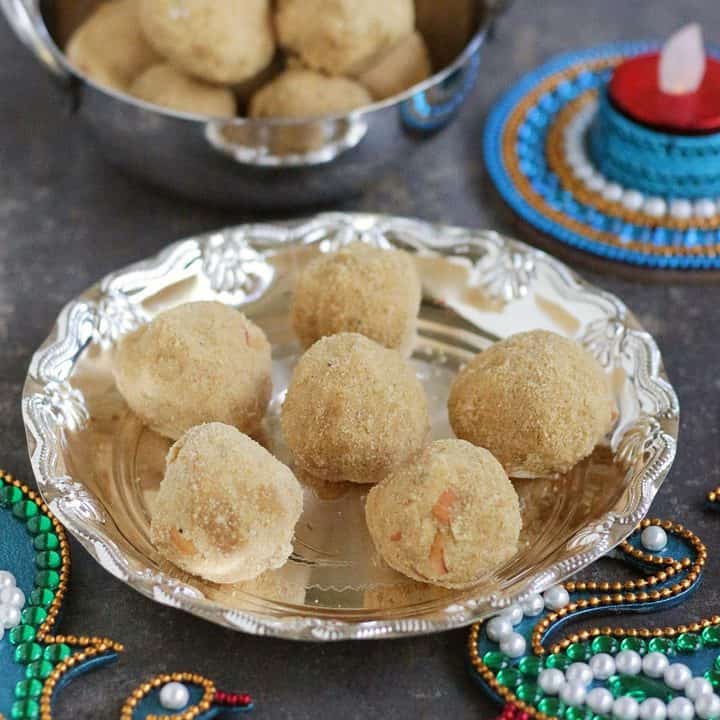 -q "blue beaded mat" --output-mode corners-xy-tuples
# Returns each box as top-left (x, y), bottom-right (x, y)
(484, 42), (720, 271)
